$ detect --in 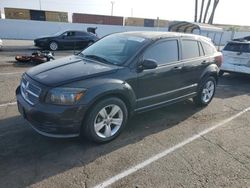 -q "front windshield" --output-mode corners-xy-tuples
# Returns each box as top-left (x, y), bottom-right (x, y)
(53, 30), (65, 36)
(80, 33), (147, 65)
